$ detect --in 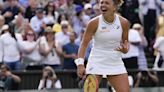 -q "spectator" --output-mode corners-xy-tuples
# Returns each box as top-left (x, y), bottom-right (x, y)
(0, 24), (22, 70)
(38, 66), (62, 90)
(153, 36), (164, 67)
(132, 23), (148, 70)
(122, 29), (142, 69)
(55, 20), (70, 47)
(82, 3), (92, 27)
(44, 1), (59, 27)
(120, 0), (140, 26)
(134, 70), (158, 87)
(138, 0), (162, 49)
(12, 13), (25, 33)
(0, 64), (21, 91)
(39, 26), (62, 70)
(92, 3), (101, 18)
(18, 27), (42, 69)
(30, 7), (46, 36)
(153, 3), (164, 68)
(1, 0), (24, 24)
(62, 32), (79, 70)
(72, 5), (84, 37)
(59, 0), (77, 17)
(52, 13), (69, 33)
(25, 0), (38, 21)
